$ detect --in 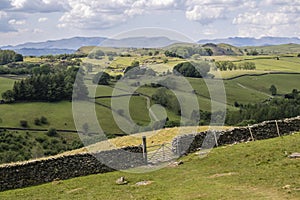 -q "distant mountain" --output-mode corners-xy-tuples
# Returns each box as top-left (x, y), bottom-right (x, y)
(2, 37), (107, 51)
(198, 37), (300, 47)
(1, 36), (178, 56)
